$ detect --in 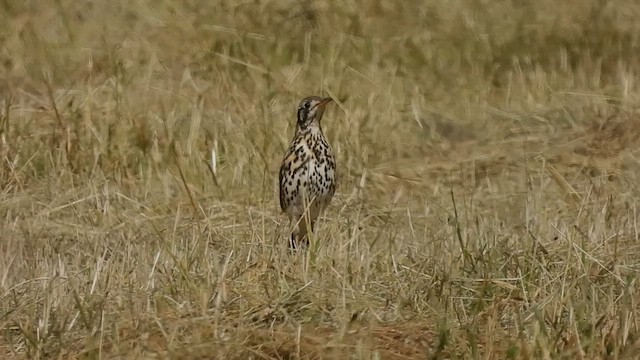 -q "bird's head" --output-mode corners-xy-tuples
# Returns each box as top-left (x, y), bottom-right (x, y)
(296, 96), (333, 131)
